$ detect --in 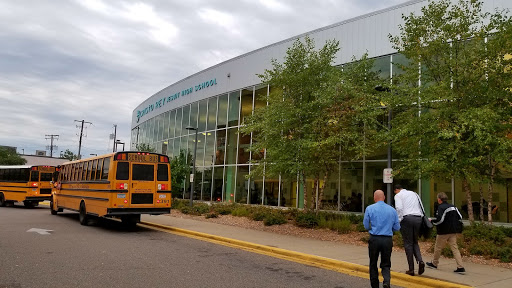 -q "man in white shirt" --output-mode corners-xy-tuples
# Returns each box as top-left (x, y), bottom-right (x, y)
(394, 184), (425, 276)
